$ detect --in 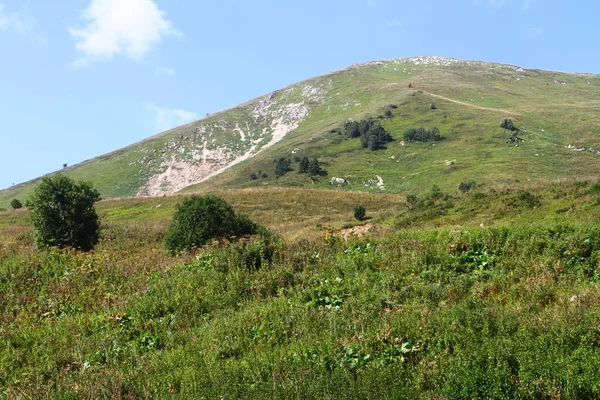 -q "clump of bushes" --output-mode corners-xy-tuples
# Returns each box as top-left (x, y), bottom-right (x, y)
(164, 194), (259, 252)
(403, 127), (444, 142)
(344, 118), (393, 151)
